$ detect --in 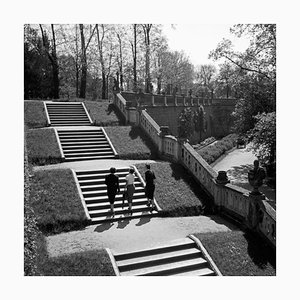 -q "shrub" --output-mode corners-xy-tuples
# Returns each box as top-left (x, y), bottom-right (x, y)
(197, 133), (238, 164)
